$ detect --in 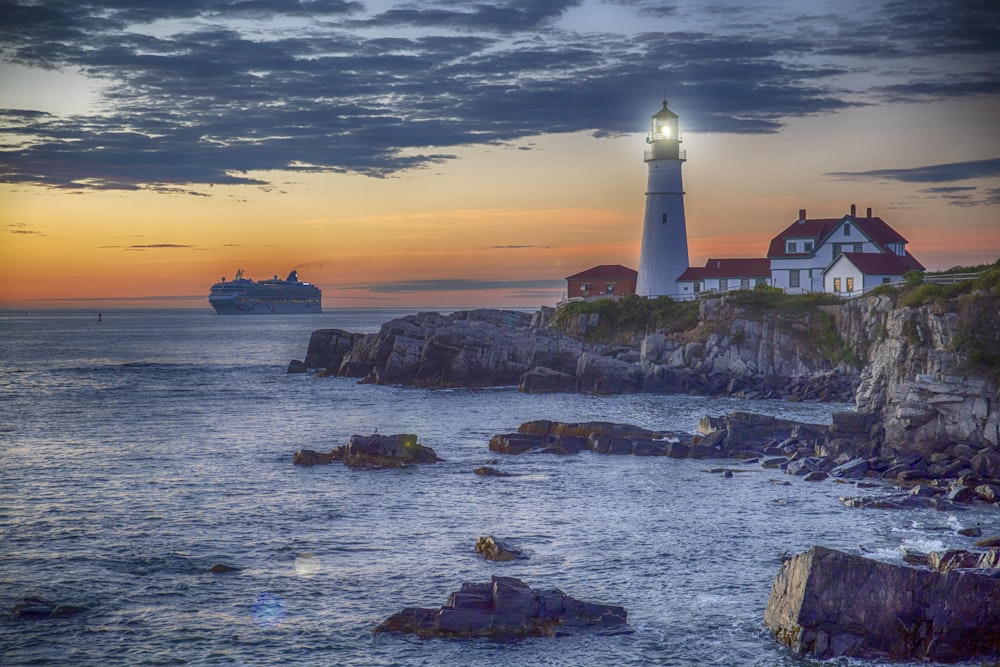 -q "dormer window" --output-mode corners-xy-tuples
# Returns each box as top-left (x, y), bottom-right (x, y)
(804, 241), (814, 252)
(786, 241), (797, 253)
